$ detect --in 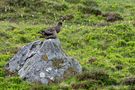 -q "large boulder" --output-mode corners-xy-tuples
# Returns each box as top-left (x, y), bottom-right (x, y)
(5, 39), (82, 84)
